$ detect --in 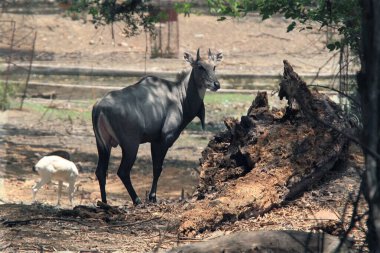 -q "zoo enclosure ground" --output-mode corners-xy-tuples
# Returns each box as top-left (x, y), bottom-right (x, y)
(0, 5), (365, 252)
